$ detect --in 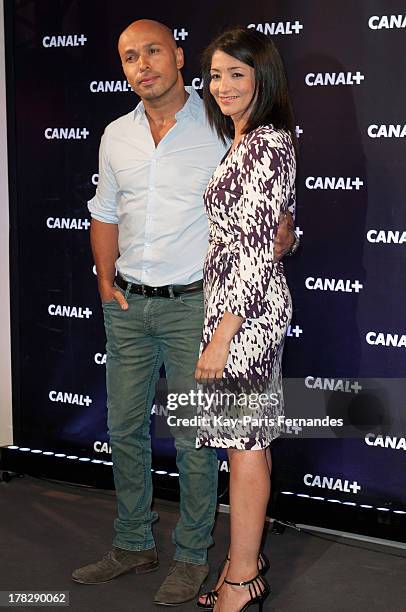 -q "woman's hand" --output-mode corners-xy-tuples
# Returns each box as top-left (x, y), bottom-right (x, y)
(273, 211), (295, 261)
(195, 311), (243, 380)
(195, 337), (230, 380)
